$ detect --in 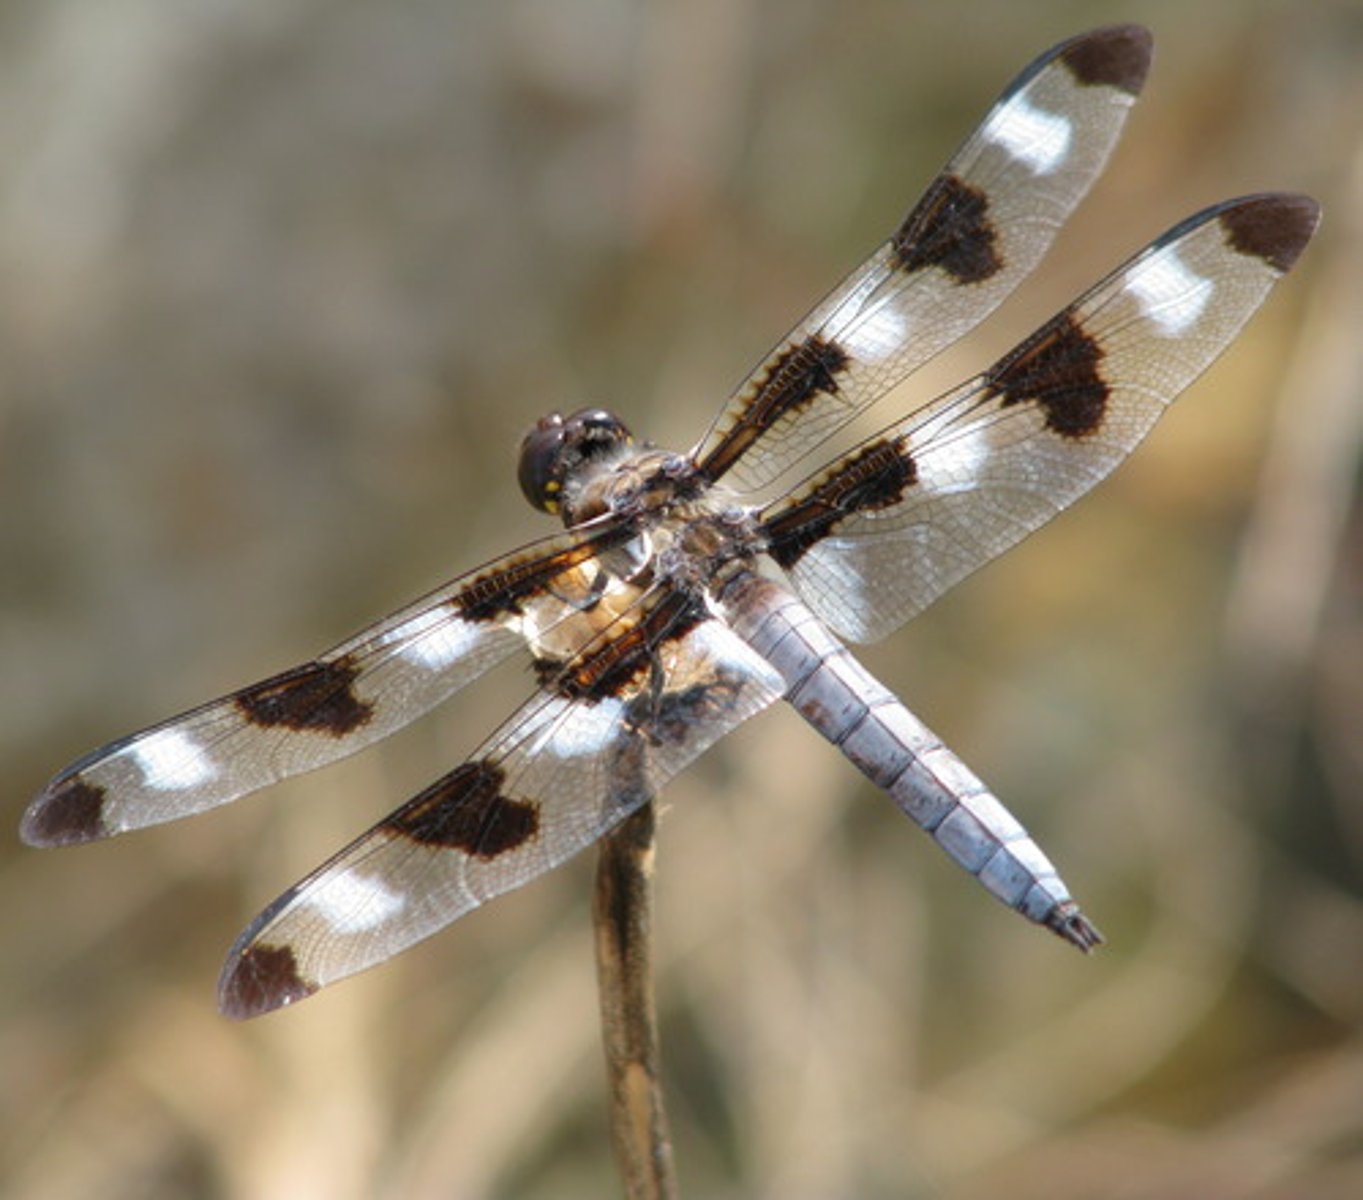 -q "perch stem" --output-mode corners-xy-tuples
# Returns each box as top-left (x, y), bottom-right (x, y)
(593, 801), (678, 1200)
